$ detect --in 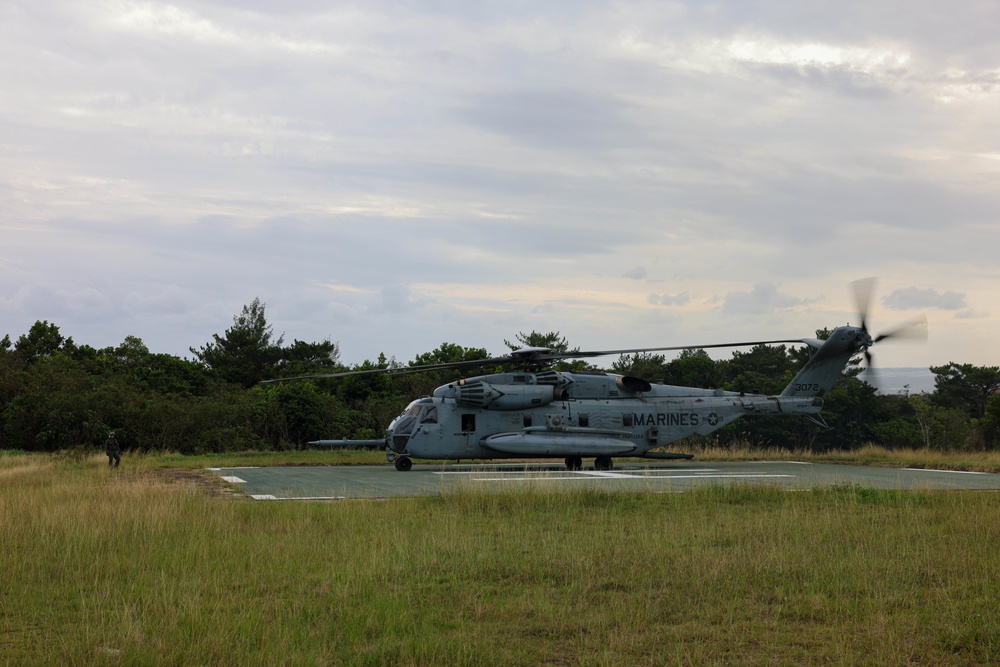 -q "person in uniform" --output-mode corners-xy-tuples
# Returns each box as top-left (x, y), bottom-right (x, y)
(105, 432), (121, 468)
